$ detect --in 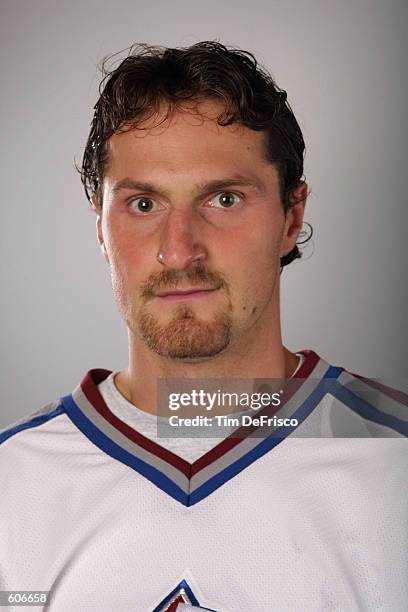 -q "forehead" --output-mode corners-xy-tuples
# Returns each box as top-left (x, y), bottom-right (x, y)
(105, 99), (271, 177)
